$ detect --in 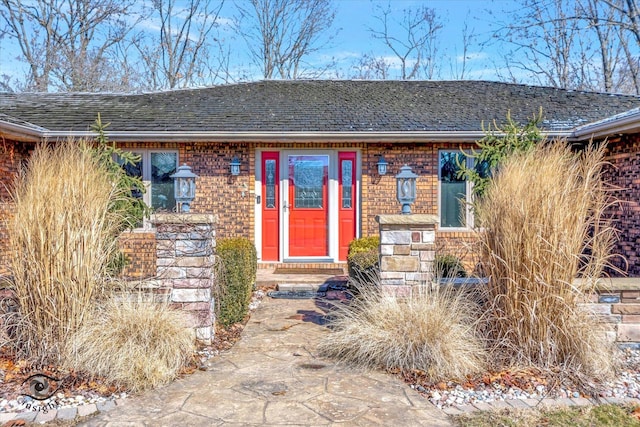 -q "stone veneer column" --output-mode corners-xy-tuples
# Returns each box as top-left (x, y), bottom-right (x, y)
(376, 214), (438, 295)
(151, 213), (217, 343)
